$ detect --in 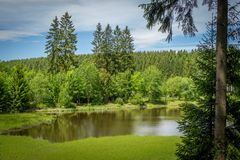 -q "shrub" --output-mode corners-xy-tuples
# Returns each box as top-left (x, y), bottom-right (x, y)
(129, 93), (145, 105)
(115, 97), (124, 105)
